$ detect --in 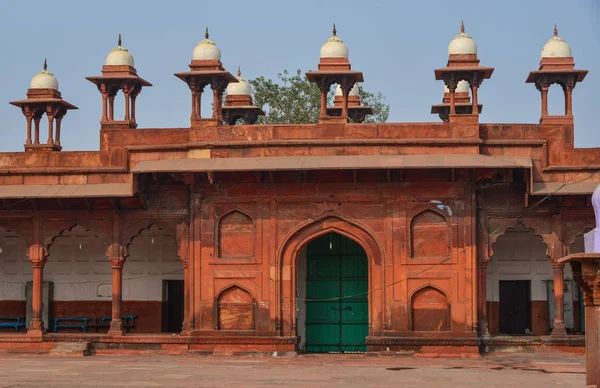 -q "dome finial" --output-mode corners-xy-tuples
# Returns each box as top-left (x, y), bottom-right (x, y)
(238, 66), (241, 77)
(43, 58), (47, 71)
(461, 20), (465, 34)
(554, 23), (558, 37)
(332, 23), (337, 36)
(118, 33), (122, 46)
(205, 27), (209, 40)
